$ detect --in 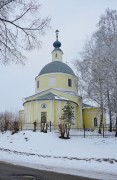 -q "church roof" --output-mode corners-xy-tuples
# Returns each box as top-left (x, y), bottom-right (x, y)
(36, 92), (68, 100)
(39, 61), (75, 76)
(36, 92), (55, 100)
(83, 103), (95, 108)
